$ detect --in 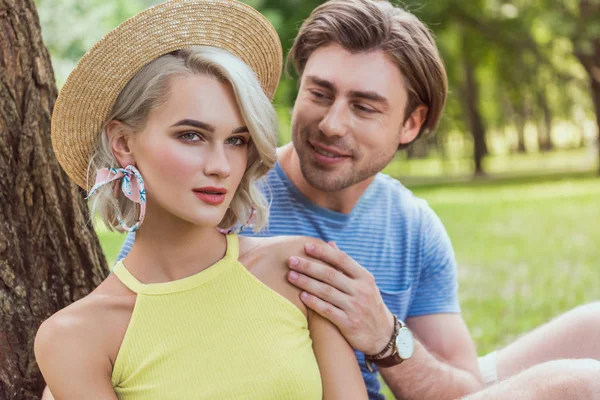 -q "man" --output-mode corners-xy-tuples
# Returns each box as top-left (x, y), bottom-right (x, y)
(102, 0), (600, 399)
